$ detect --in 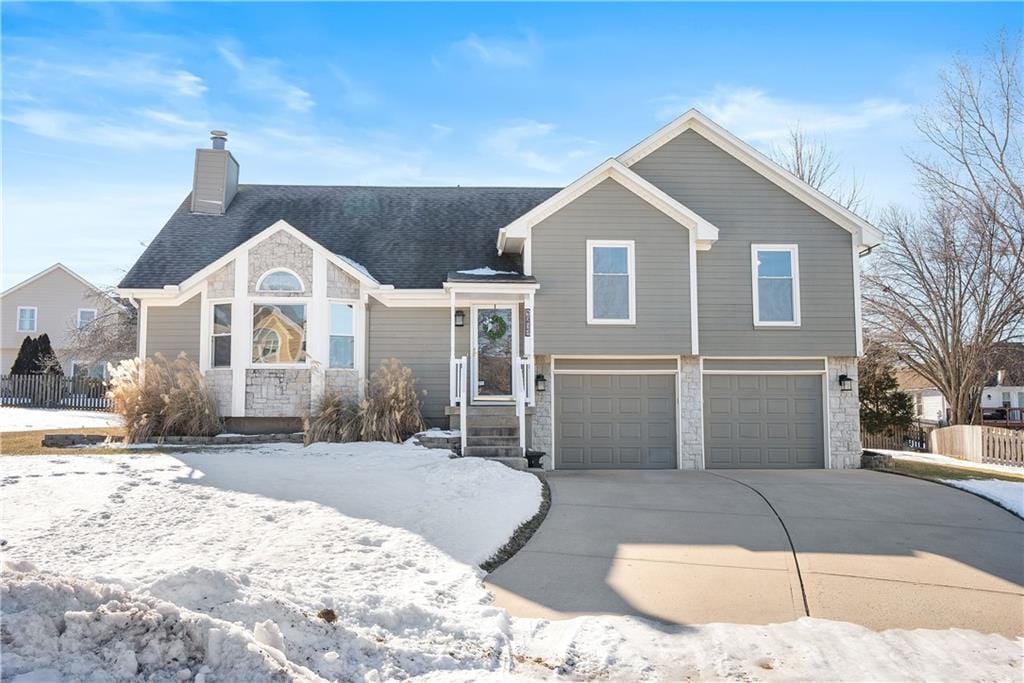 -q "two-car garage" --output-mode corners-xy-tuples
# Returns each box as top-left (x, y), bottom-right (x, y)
(551, 358), (827, 470)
